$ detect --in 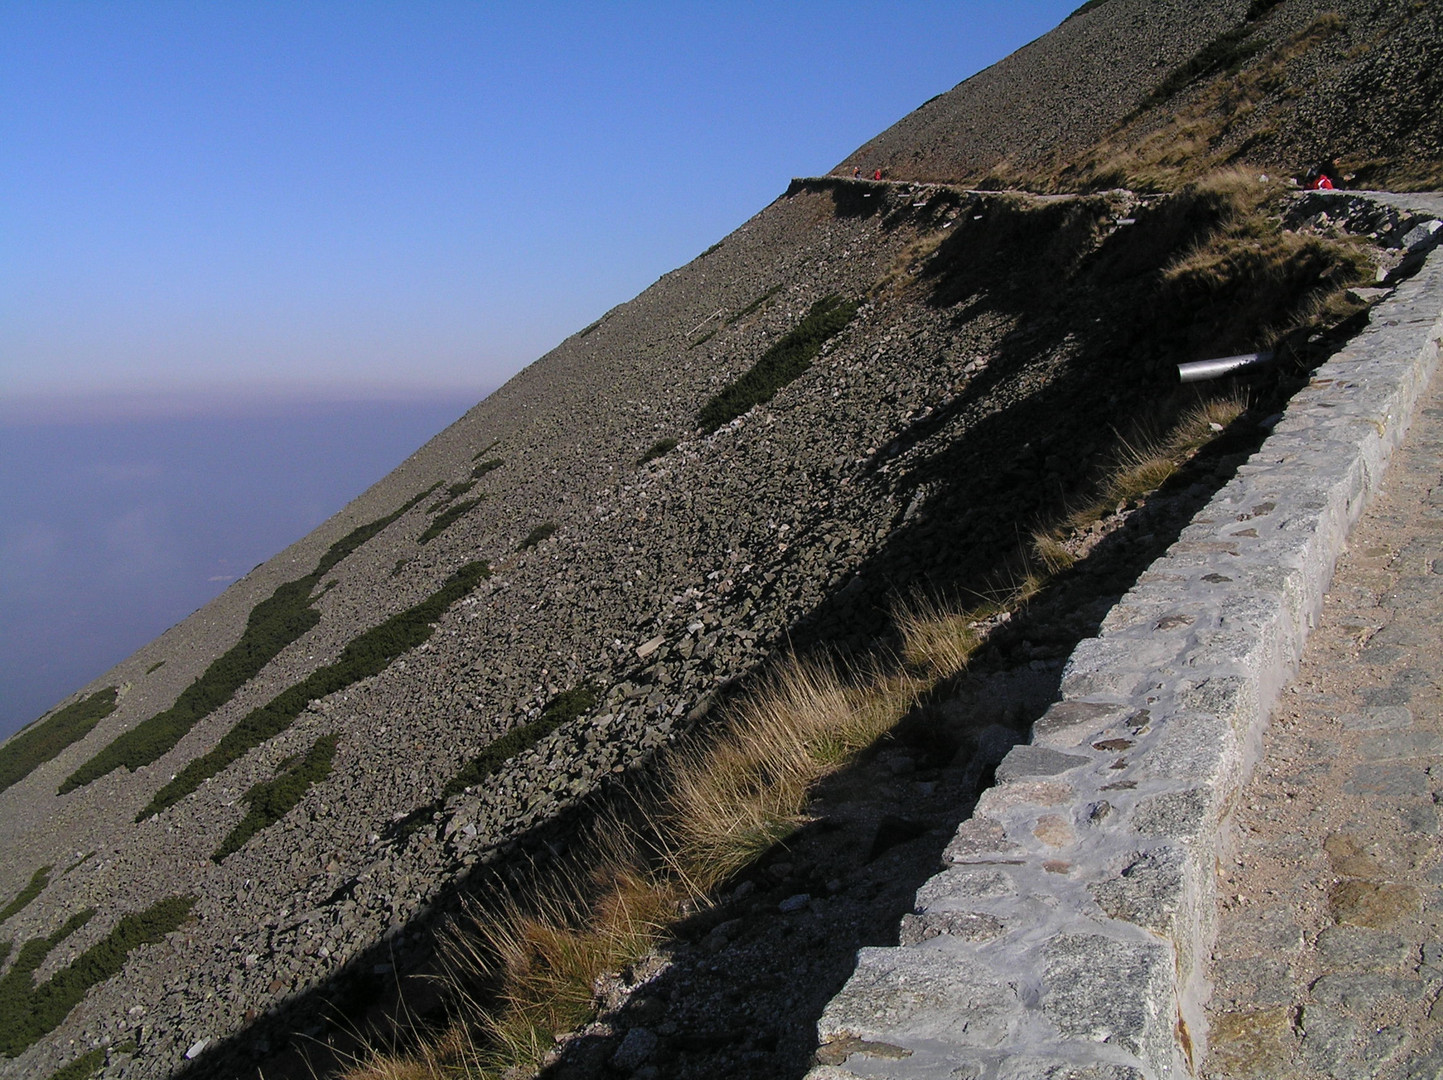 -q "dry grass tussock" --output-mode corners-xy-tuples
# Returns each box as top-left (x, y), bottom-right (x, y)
(1056, 393), (1249, 542)
(347, 649), (951, 1077)
(1060, 16), (1350, 193)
